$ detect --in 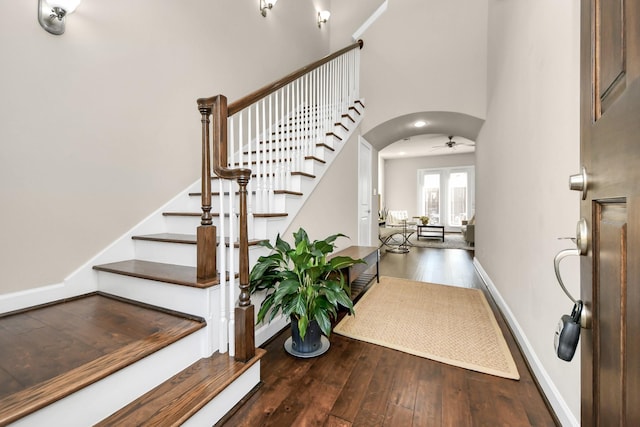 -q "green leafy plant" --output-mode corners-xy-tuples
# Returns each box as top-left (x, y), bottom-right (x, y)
(249, 228), (364, 340)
